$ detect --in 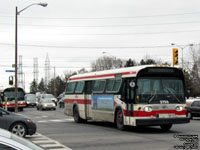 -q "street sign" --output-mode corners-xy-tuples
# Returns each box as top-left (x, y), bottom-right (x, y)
(5, 70), (15, 72)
